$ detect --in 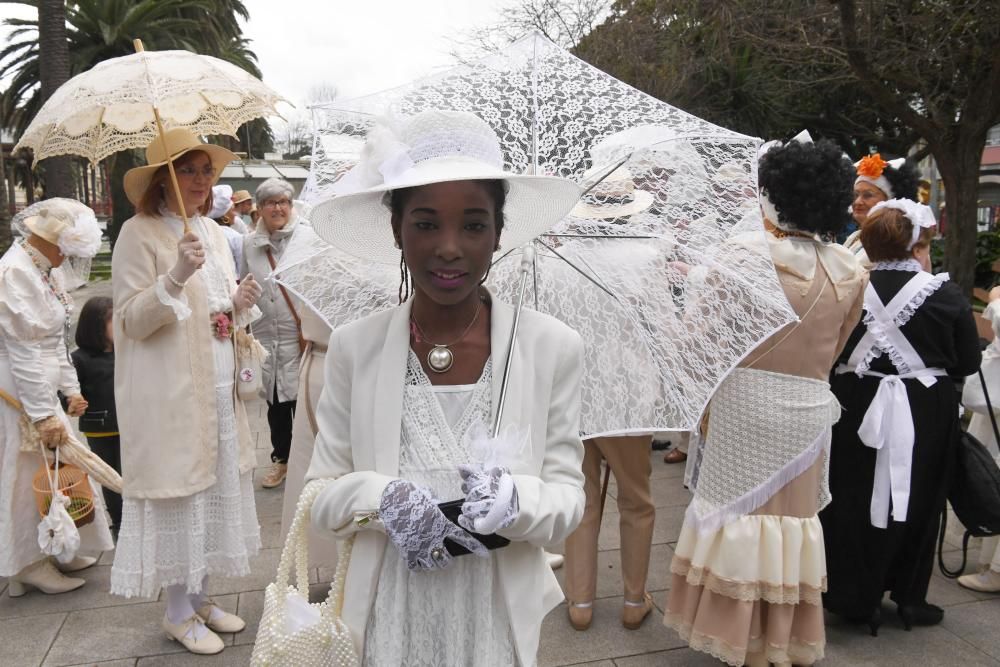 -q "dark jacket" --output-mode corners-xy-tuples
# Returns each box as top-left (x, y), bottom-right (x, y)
(71, 347), (118, 433)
